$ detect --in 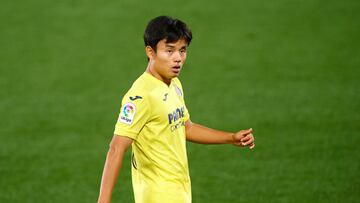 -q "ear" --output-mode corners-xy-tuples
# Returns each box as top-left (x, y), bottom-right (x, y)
(145, 46), (155, 60)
